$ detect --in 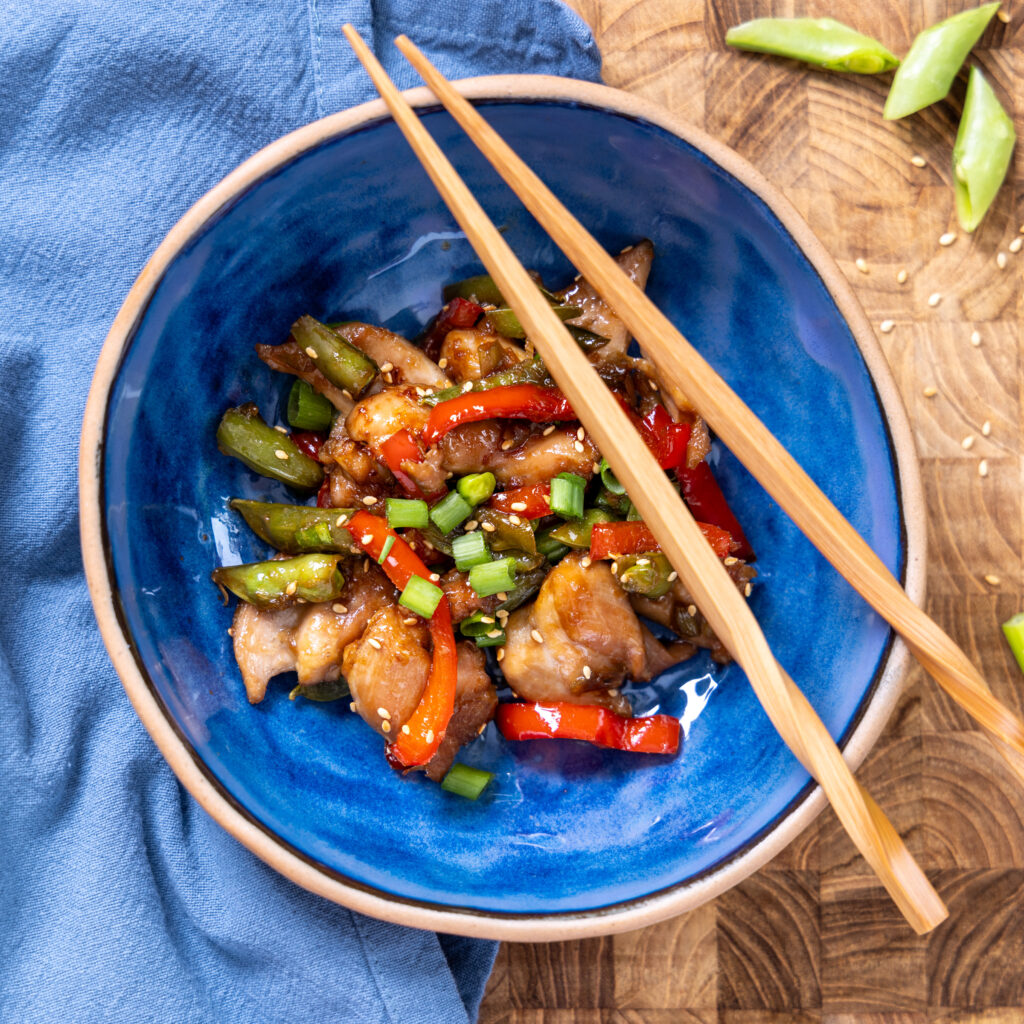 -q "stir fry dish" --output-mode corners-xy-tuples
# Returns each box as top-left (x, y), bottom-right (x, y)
(213, 241), (756, 797)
